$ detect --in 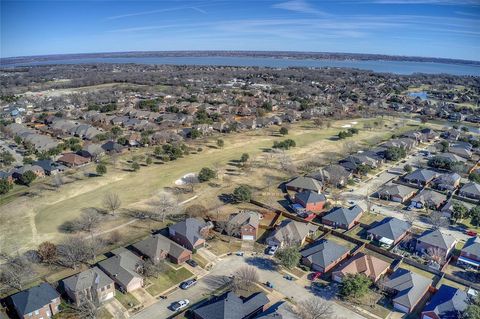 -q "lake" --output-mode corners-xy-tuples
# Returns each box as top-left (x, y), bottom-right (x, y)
(5, 56), (480, 76)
